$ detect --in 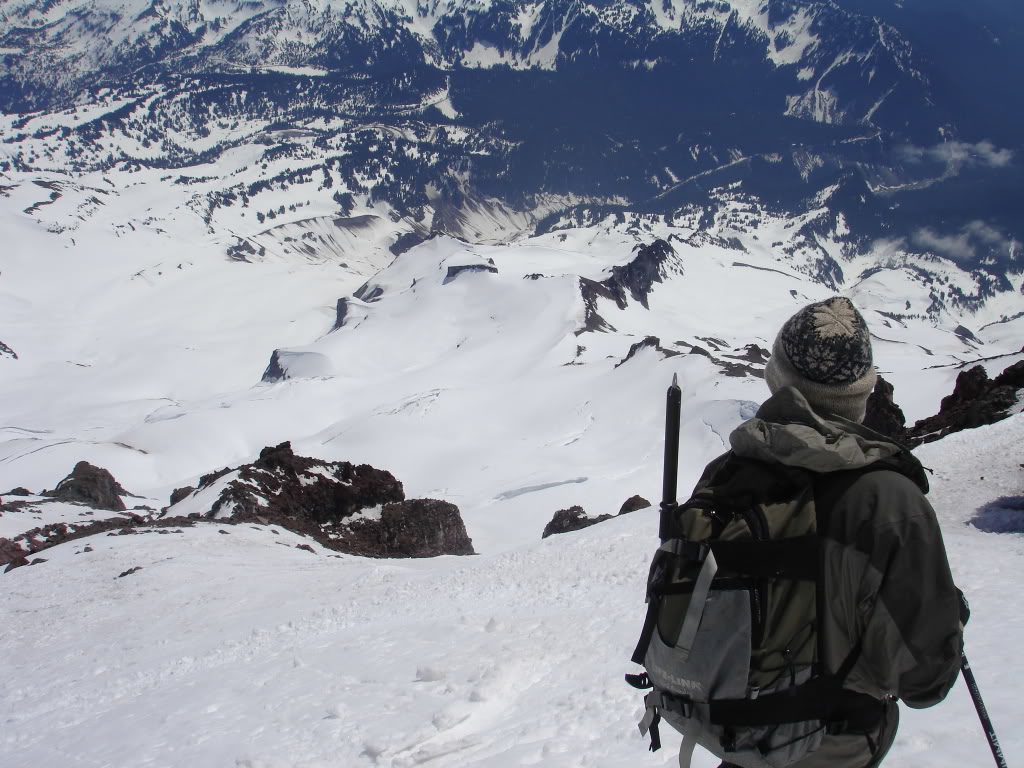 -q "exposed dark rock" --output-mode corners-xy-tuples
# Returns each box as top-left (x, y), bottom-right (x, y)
(353, 281), (384, 302)
(169, 486), (194, 506)
(577, 278), (618, 335)
(542, 506), (612, 538)
(670, 338), (764, 378)
(954, 325), (980, 344)
(725, 344), (771, 365)
(685, 344), (712, 358)
(341, 499), (475, 557)
(390, 231), (428, 256)
(615, 336), (680, 368)
(1, 498), (35, 514)
(944, 365), (990, 404)
(261, 350), (288, 382)
(443, 262), (498, 284)
(117, 566), (142, 578)
(218, 441), (405, 525)
(619, 495), (651, 514)
(197, 466), (233, 488)
(0, 340), (16, 359)
(994, 360), (1024, 389)
(907, 361), (1024, 445)
(717, 359), (762, 378)
(863, 375), (908, 442)
(332, 214), (379, 231)
(697, 336), (728, 351)
(0, 537), (28, 567)
(603, 239), (677, 310)
(165, 441), (472, 558)
(4, 450), (458, 564)
(296, 543), (316, 553)
(1, 515), (196, 568)
(45, 461), (127, 511)
(5, 557), (29, 573)
(333, 298), (349, 330)
(5, 487), (31, 496)
(226, 239), (257, 262)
